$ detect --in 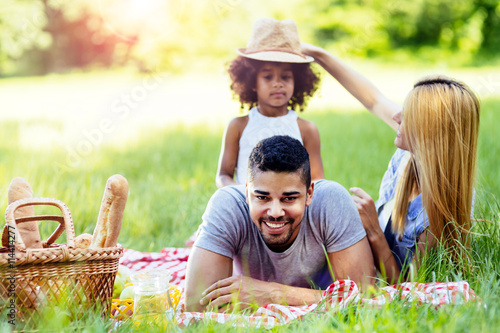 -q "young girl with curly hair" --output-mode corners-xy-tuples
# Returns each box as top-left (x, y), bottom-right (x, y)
(215, 18), (324, 188)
